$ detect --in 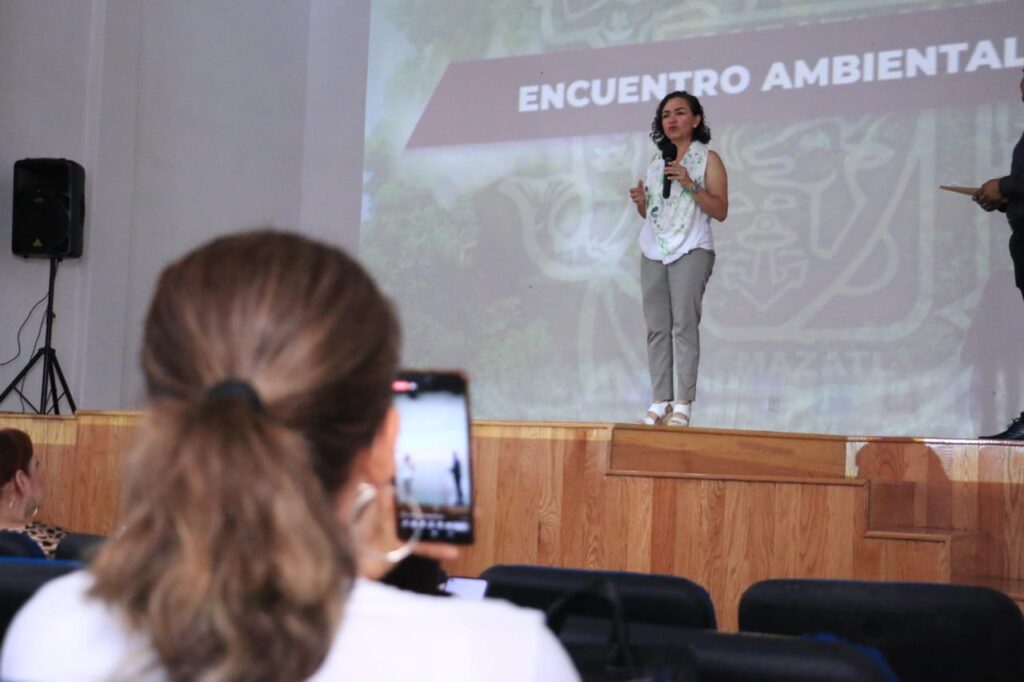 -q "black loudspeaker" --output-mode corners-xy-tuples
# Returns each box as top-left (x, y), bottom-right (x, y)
(11, 158), (85, 258)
